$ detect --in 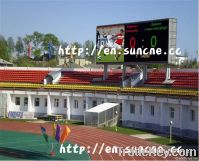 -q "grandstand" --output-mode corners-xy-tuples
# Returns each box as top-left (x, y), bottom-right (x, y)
(145, 70), (198, 89)
(0, 68), (198, 89)
(0, 69), (49, 84)
(0, 67), (198, 140)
